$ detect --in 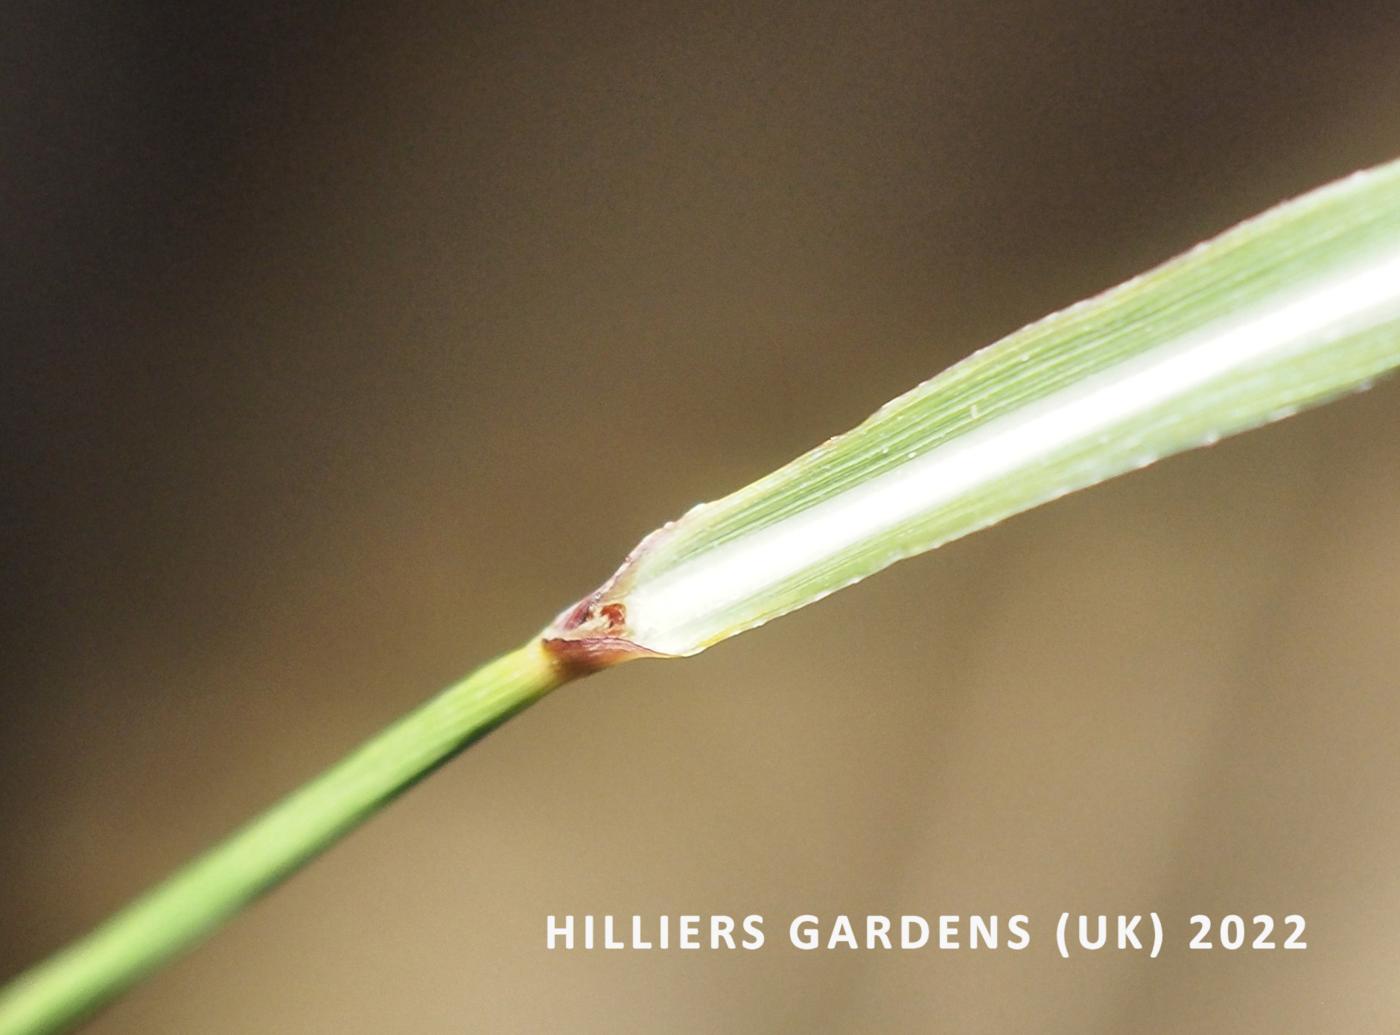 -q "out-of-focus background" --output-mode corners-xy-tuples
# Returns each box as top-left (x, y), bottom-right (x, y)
(5, 3), (1400, 1031)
